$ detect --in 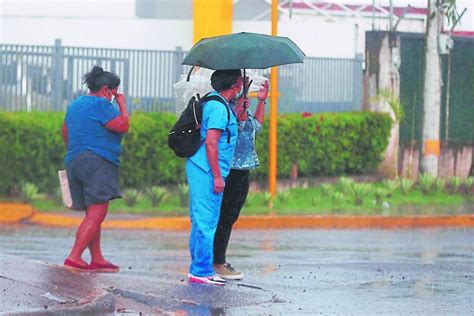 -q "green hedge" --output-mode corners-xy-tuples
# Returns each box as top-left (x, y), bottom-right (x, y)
(0, 111), (391, 195)
(254, 112), (392, 179)
(0, 112), (65, 195)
